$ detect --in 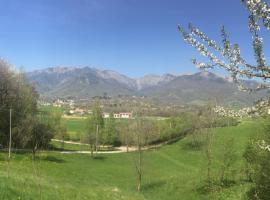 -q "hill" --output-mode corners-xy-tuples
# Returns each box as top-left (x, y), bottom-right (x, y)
(140, 71), (265, 106)
(0, 121), (261, 200)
